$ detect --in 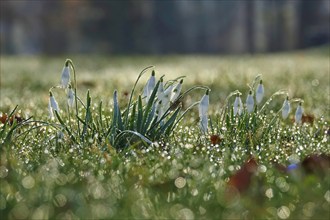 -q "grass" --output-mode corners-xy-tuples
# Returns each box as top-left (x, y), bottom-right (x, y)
(0, 47), (329, 219)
